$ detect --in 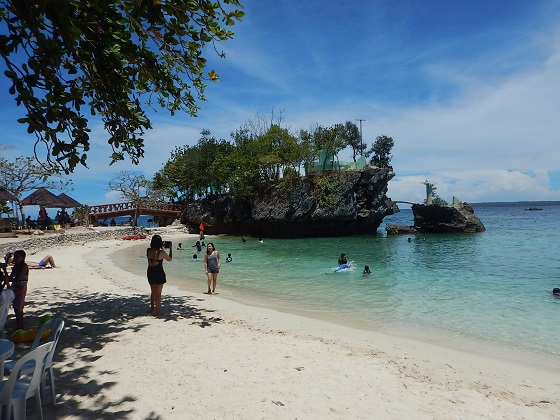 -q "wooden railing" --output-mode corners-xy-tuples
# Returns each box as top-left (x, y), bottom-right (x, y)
(88, 201), (183, 215)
